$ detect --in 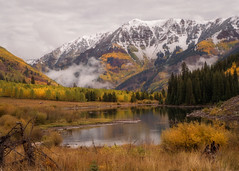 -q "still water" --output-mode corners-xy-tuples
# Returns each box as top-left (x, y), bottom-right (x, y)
(61, 107), (198, 147)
